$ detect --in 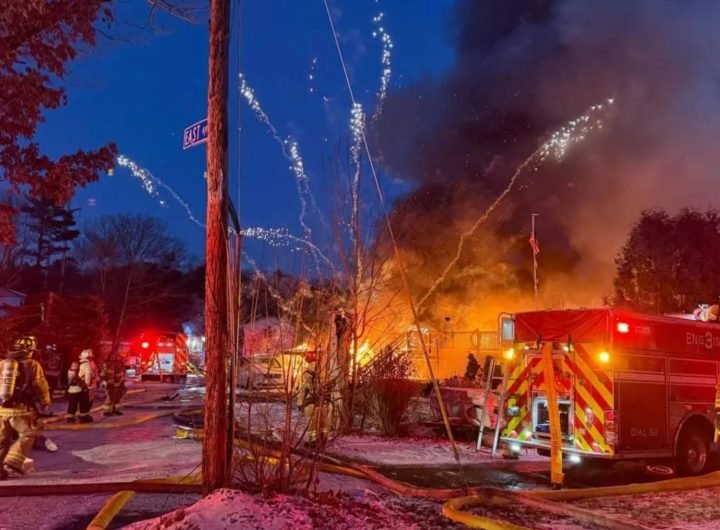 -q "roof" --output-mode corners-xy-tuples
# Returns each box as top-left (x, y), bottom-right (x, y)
(0, 287), (25, 299)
